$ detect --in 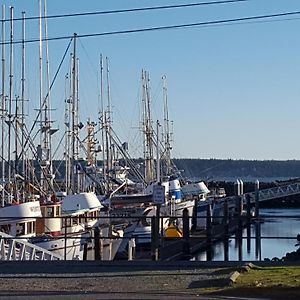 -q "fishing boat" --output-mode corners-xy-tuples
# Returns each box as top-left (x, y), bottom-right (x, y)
(31, 192), (123, 260)
(0, 200), (42, 238)
(61, 192), (103, 229)
(29, 195), (89, 260)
